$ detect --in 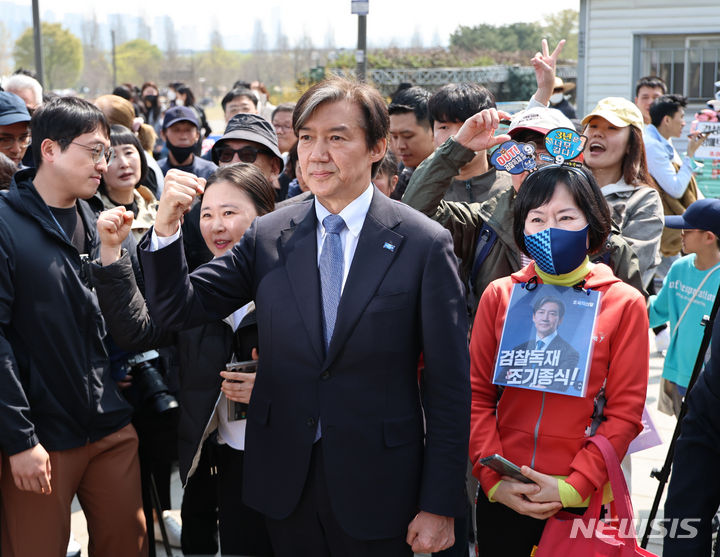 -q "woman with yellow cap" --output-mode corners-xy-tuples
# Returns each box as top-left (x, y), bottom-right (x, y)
(582, 97), (664, 290)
